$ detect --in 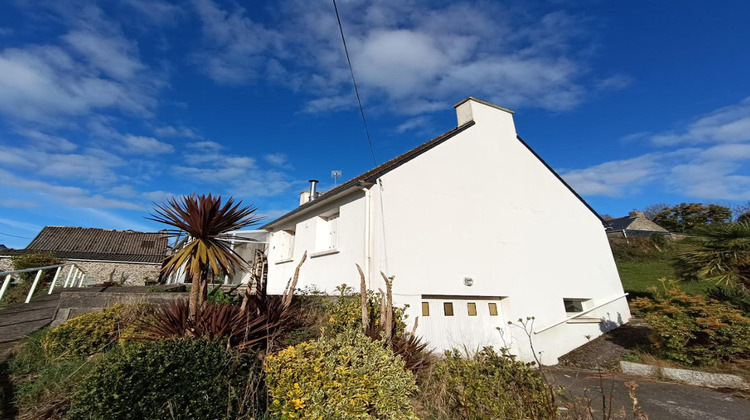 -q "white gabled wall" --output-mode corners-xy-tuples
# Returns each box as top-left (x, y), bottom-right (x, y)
(265, 98), (630, 364)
